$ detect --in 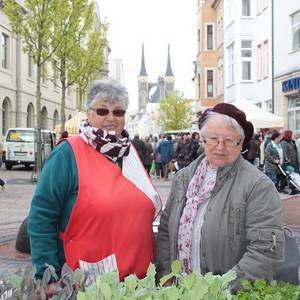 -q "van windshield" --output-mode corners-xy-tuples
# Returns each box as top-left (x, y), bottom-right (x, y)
(6, 130), (35, 143)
